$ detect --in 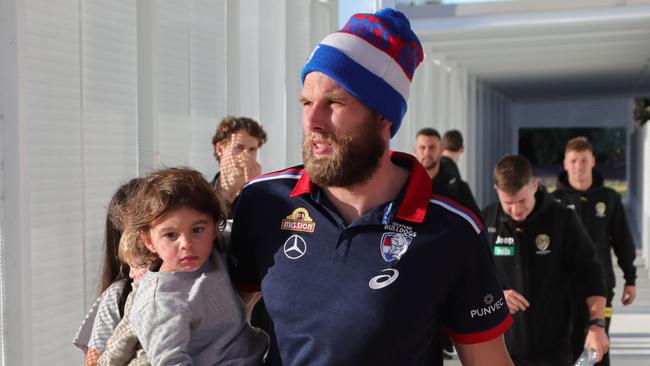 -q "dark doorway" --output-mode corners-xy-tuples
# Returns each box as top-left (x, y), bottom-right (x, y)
(518, 127), (626, 194)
